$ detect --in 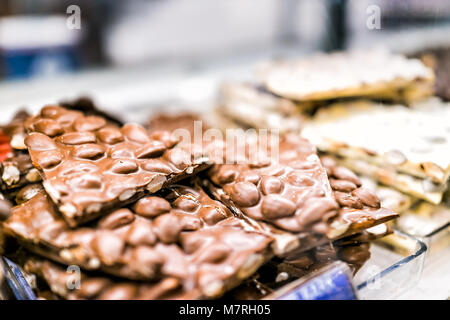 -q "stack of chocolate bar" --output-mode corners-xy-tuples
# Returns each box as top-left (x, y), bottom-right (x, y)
(217, 48), (449, 241)
(218, 49), (434, 132)
(0, 100), (397, 299)
(147, 111), (396, 298)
